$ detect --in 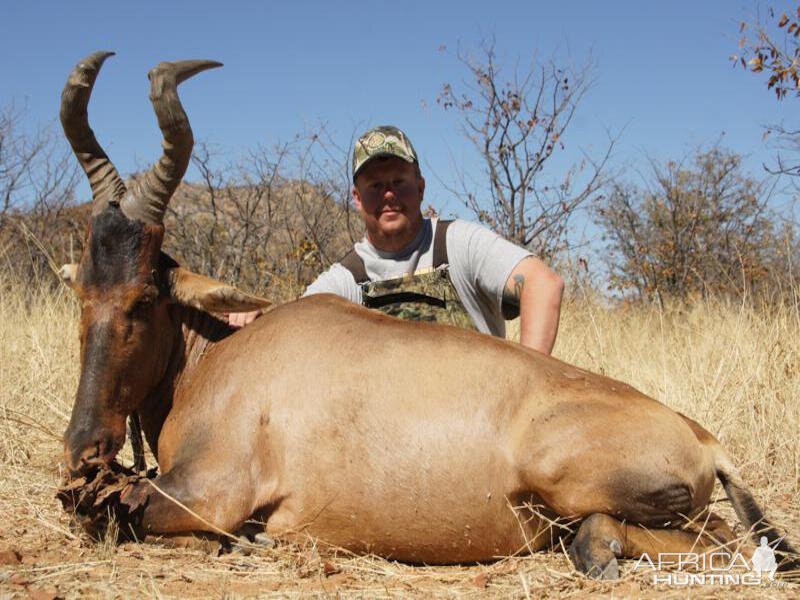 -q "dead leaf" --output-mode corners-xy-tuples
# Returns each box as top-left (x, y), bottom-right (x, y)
(296, 549), (320, 578)
(56, 461), (156, 541)
(0, 548), (22, 565)
(473, 572), (491, 588)
(27, 587), (60, 600)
